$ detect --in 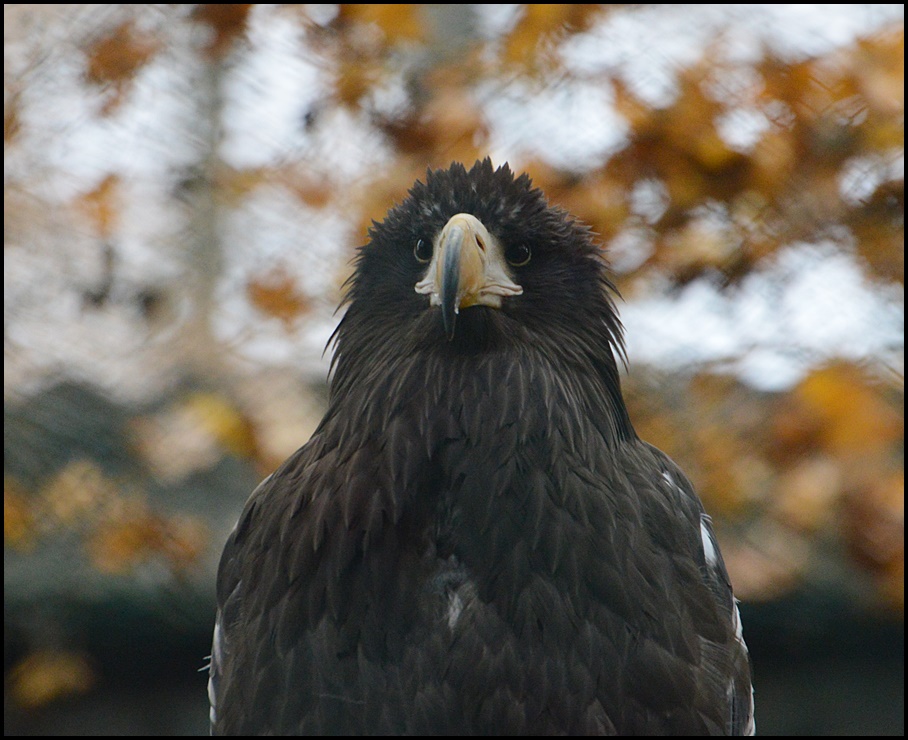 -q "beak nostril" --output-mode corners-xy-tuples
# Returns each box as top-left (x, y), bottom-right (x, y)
(476, 235), (485, 251)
